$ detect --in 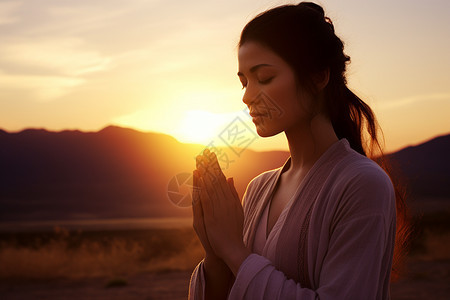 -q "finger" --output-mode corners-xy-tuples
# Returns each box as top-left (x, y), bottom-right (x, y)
(198, 163), (223, 201)
(196, 154), (207, 170)
(192, 184), (203, 224)
(192, 192), (204, 228)
(202, 148), (214, 167)
(196, 150), (212, 169)
(192, 170), (201, 209)
(197, 155), (215, 184)
(203, 153), (214, 171)
(192, 169), (201, 206)
(208, 152), (232, 198)
(204, 150), (221, 171)
(227, 178), (240, 203)
(192, 171), (202, 226)
(192, 172), (213, 253)
(209, 152), (226, 179)
(198, 175), (214, 217)
(199, 148), (211, 167)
